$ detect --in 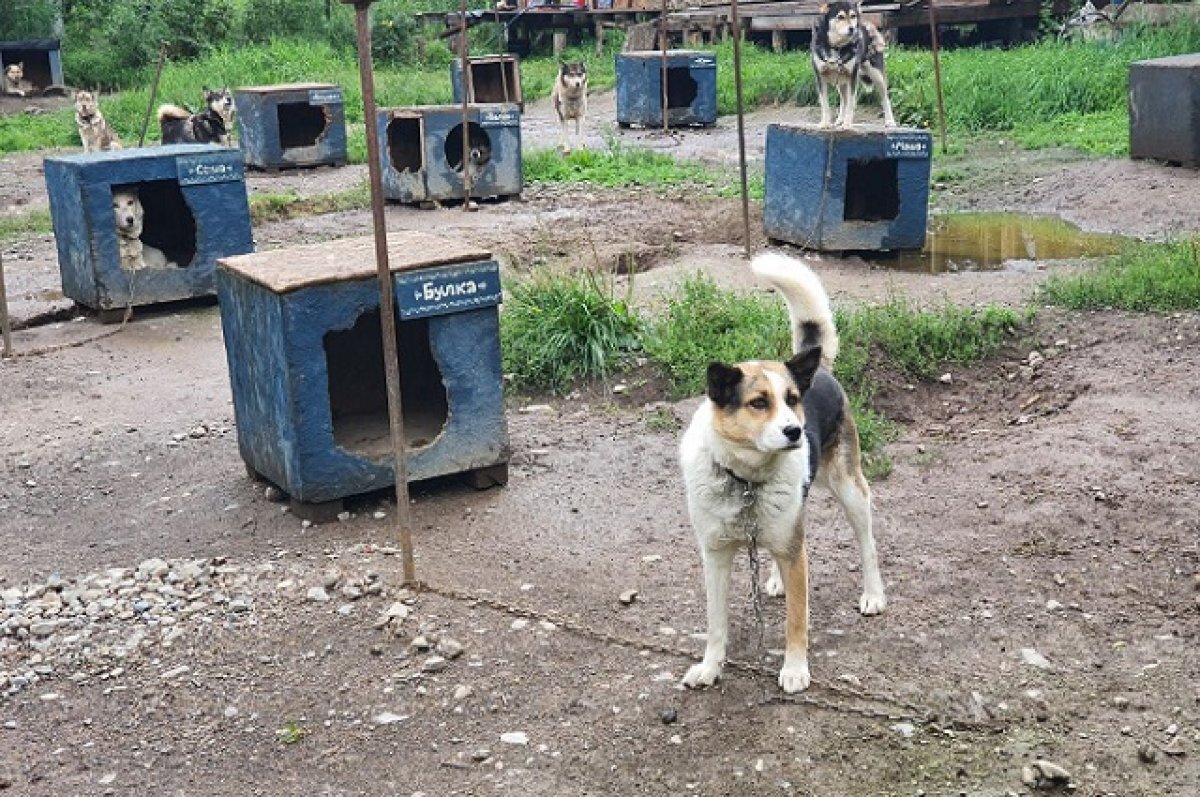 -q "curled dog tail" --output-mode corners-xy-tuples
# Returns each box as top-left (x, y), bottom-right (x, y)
(157, 104), (190, 122)
(751, 252), (840, 367)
